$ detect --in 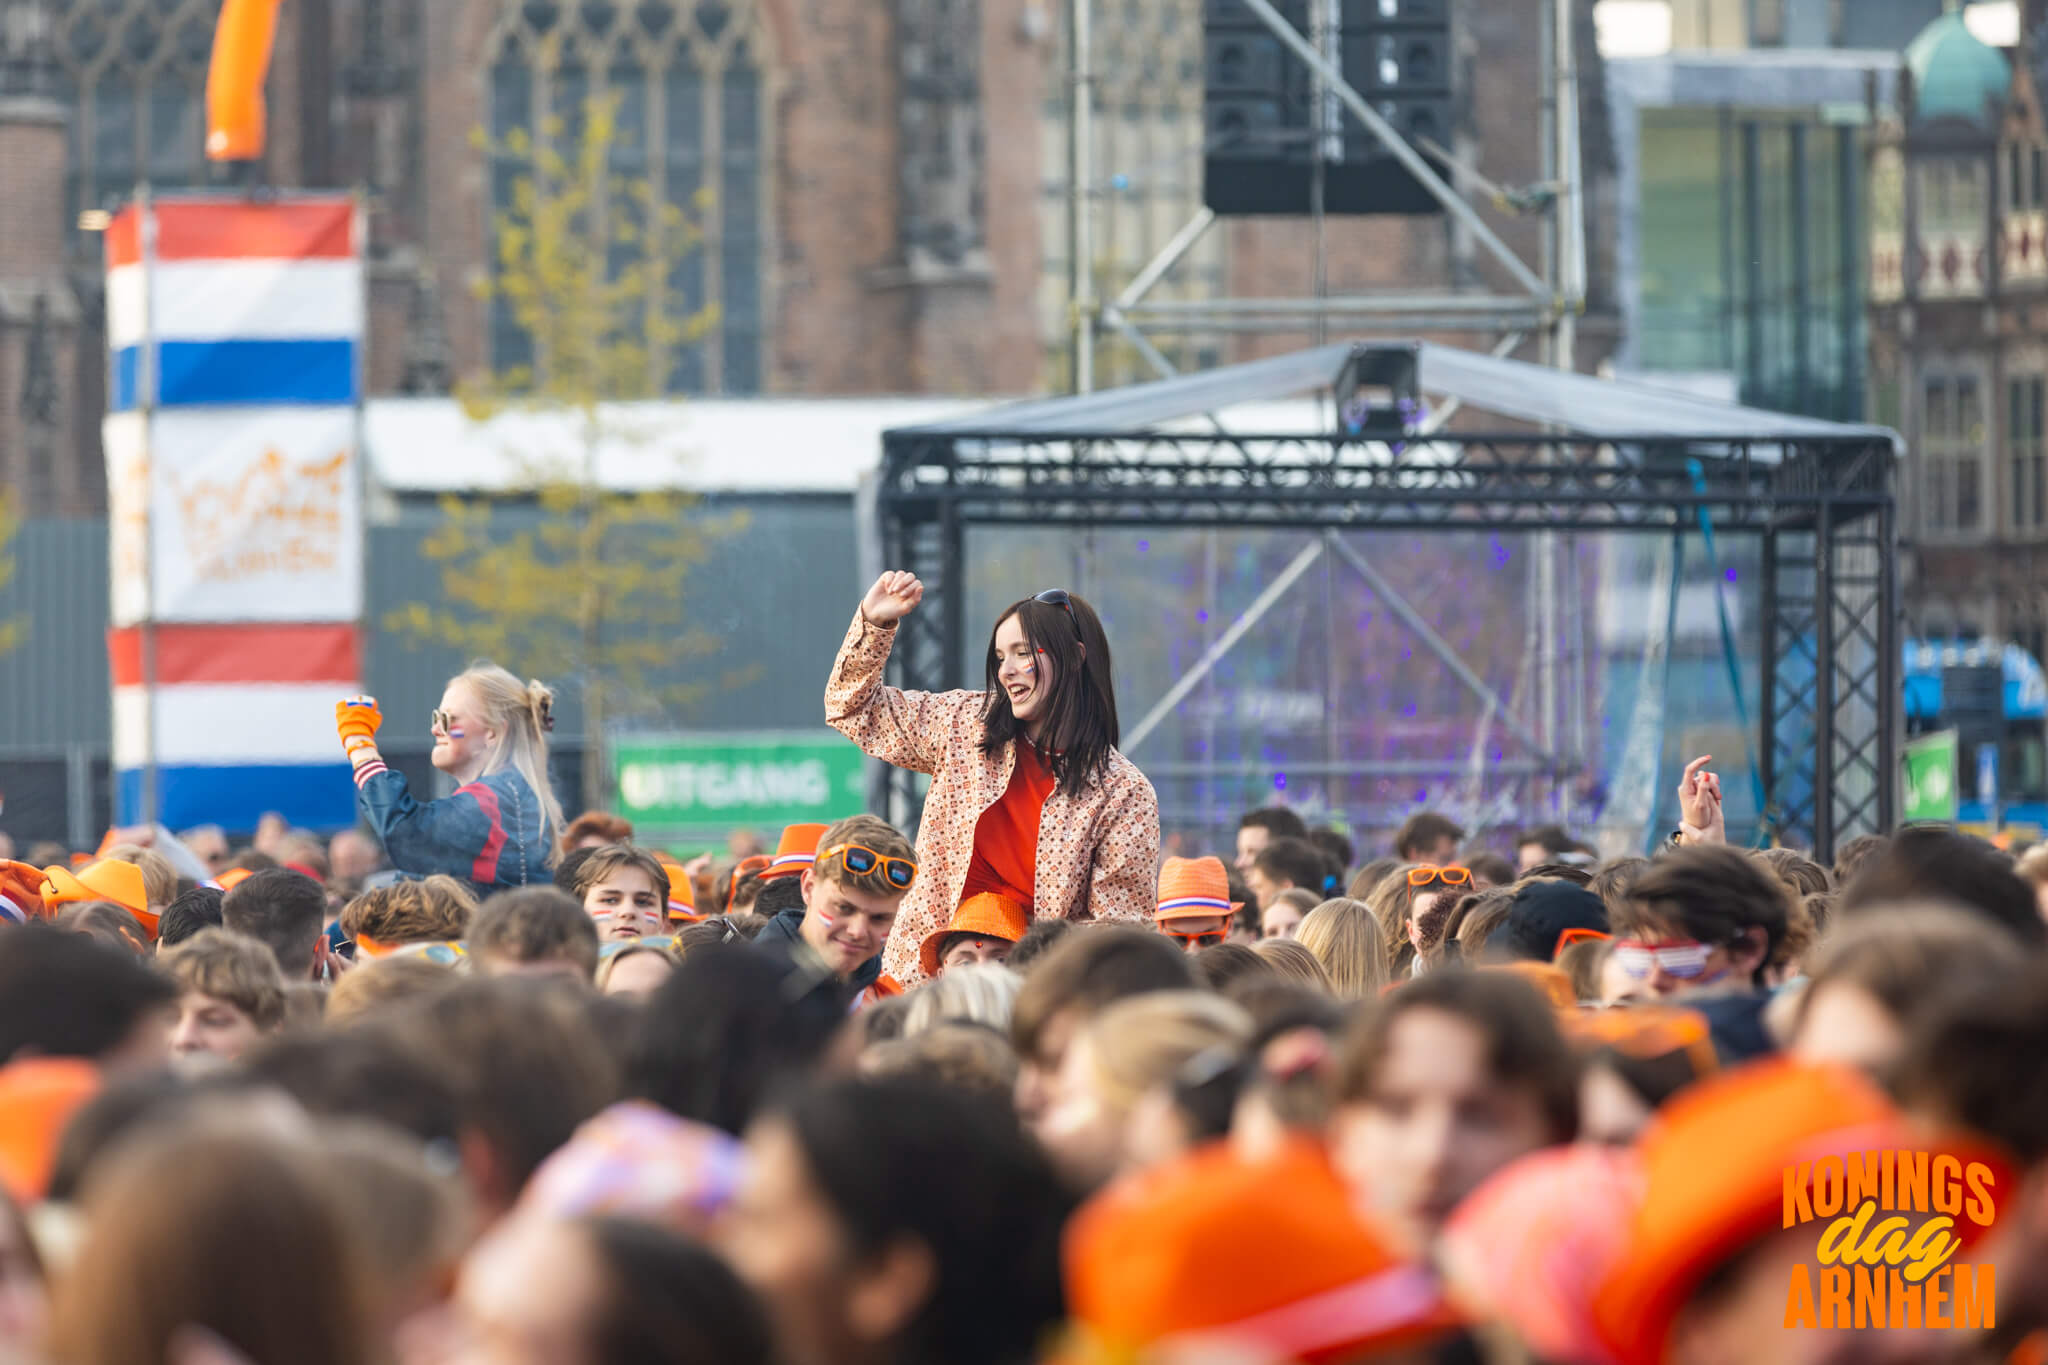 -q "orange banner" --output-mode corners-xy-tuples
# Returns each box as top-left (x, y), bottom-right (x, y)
(205, 0), (283, 162)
